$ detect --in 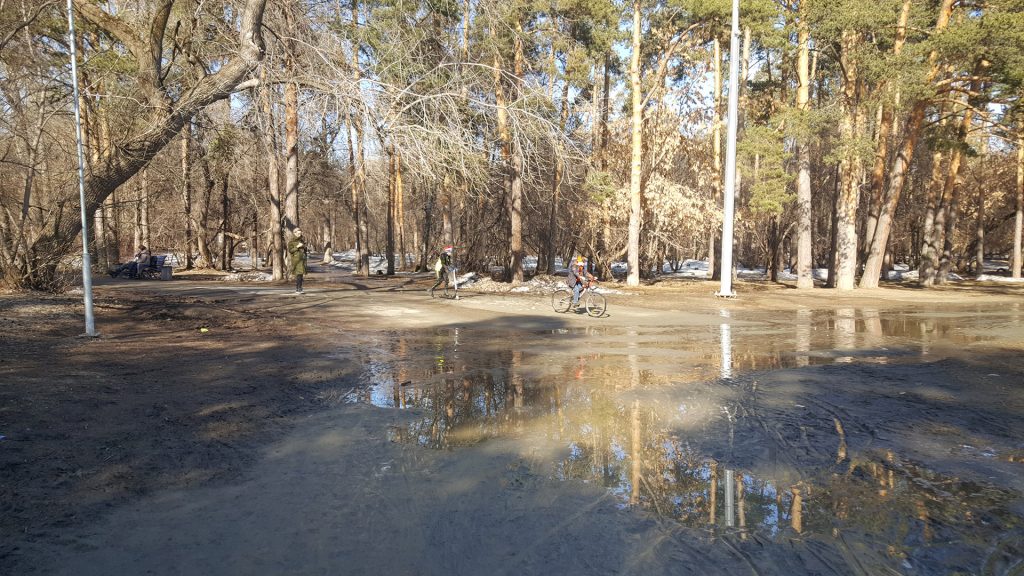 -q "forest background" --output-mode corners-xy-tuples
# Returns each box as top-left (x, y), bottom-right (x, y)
(1, 0), (1022, 292)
